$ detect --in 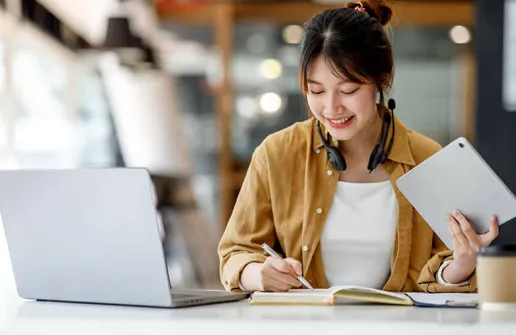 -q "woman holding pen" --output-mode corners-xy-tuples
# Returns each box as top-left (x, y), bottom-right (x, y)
(217, 1), (499, 293)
